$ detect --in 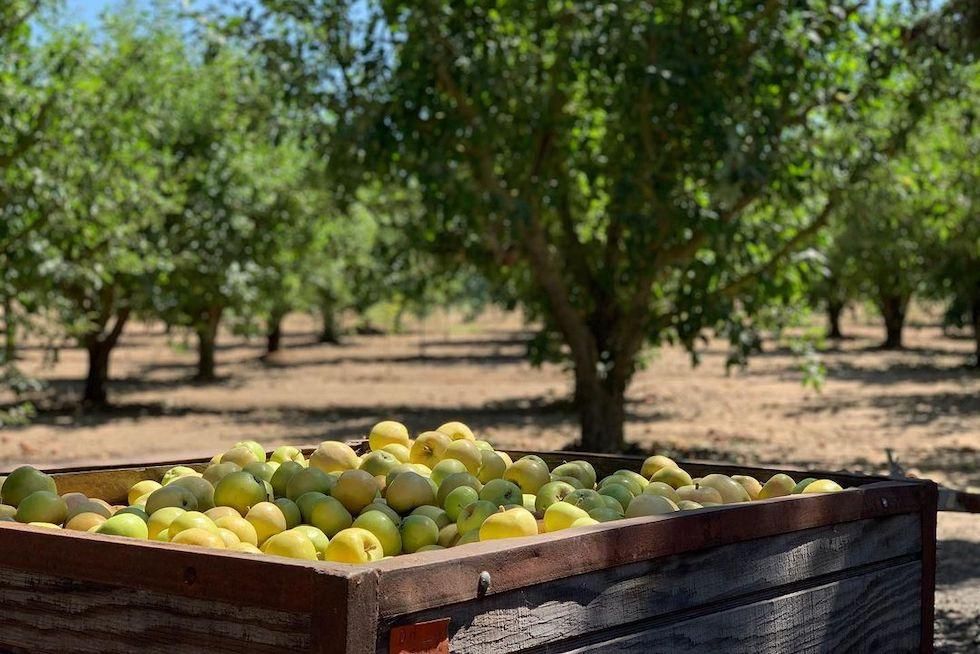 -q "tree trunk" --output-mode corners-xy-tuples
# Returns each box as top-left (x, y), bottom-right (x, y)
(827, 300), (845, 340)
(196, 306), (222, 380)
(2, 296), (15, 363)
(81, 309), (130, 407)
(573, 364), (627, 453)
(879, 294), (908, 350)
(319, 299), (341, 344)
(266, 312), (284, 354)
(972, 283), (980, 368)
